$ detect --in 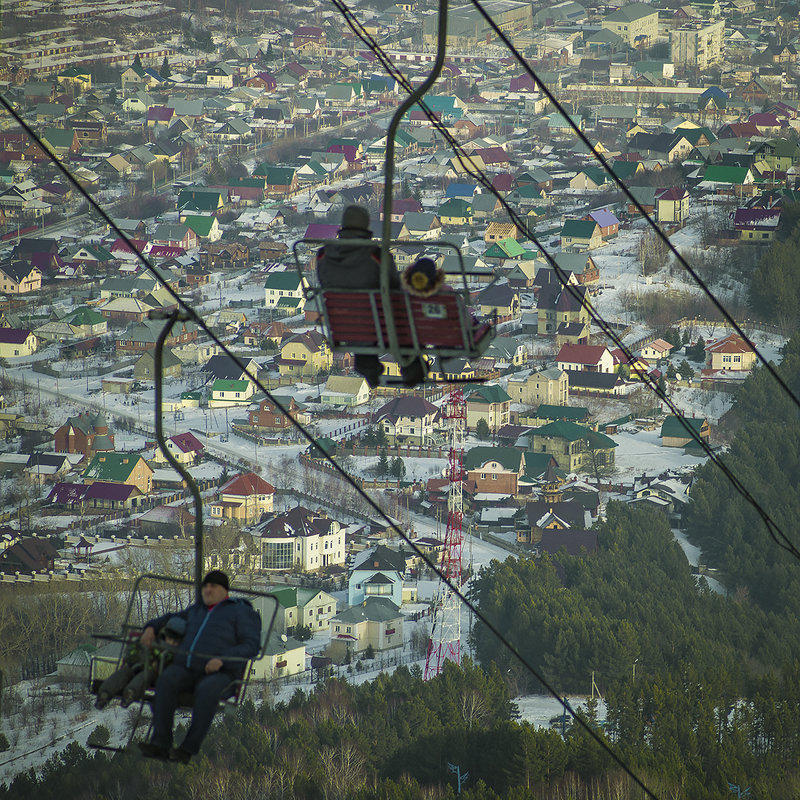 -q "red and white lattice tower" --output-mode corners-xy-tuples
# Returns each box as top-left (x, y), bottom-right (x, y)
(424, 388), (465, 680)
